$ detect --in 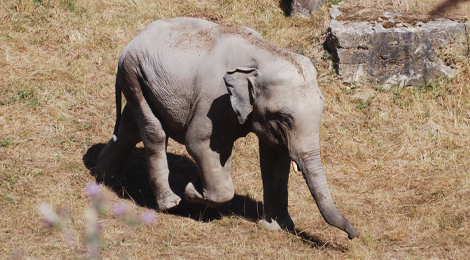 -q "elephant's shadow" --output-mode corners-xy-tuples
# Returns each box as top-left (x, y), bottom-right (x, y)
(82, 144), (346, 251)
(82, 143), (263, 222)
